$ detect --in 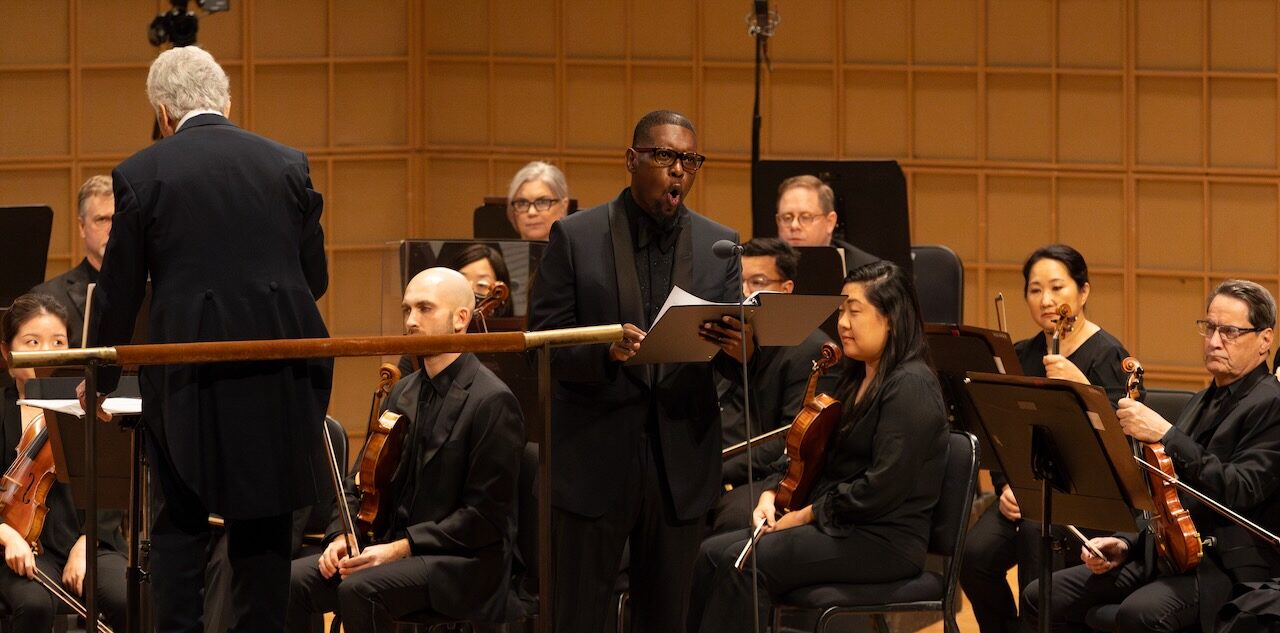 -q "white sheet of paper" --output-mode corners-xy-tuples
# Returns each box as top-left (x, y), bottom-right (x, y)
(17, 398), (142, 417)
